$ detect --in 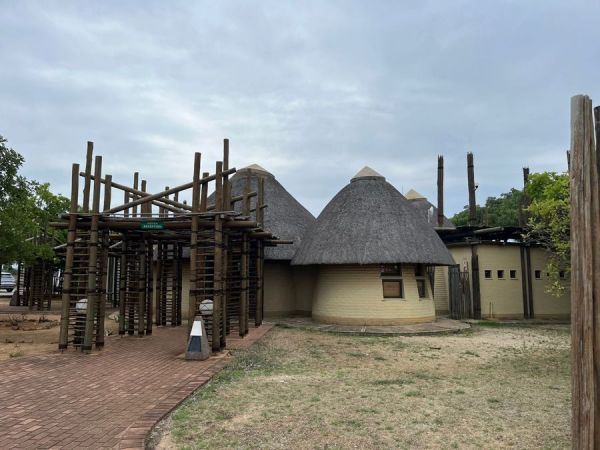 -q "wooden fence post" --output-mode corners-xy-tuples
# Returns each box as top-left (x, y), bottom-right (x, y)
(570, 94), (600, 449)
